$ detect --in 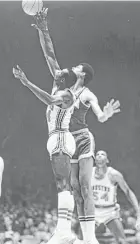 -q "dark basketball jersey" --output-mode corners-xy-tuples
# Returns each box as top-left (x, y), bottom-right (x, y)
(69, 87), (90, 132)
